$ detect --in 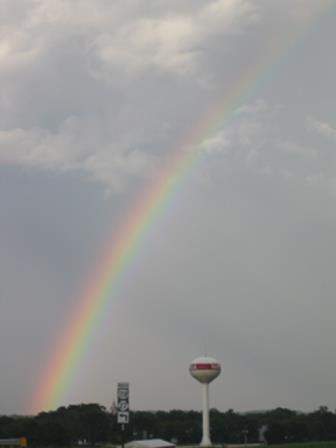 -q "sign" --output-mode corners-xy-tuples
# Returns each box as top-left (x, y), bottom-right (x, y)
(117, 412), (129, 424)
(0, 439), (27, 447)
(117, 382), (129, 424)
